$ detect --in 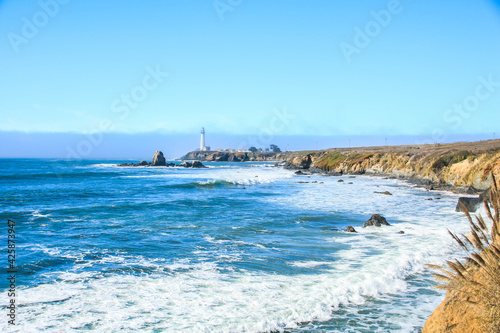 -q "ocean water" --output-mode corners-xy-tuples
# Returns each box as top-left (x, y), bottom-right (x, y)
(0, 159), (474, 332)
